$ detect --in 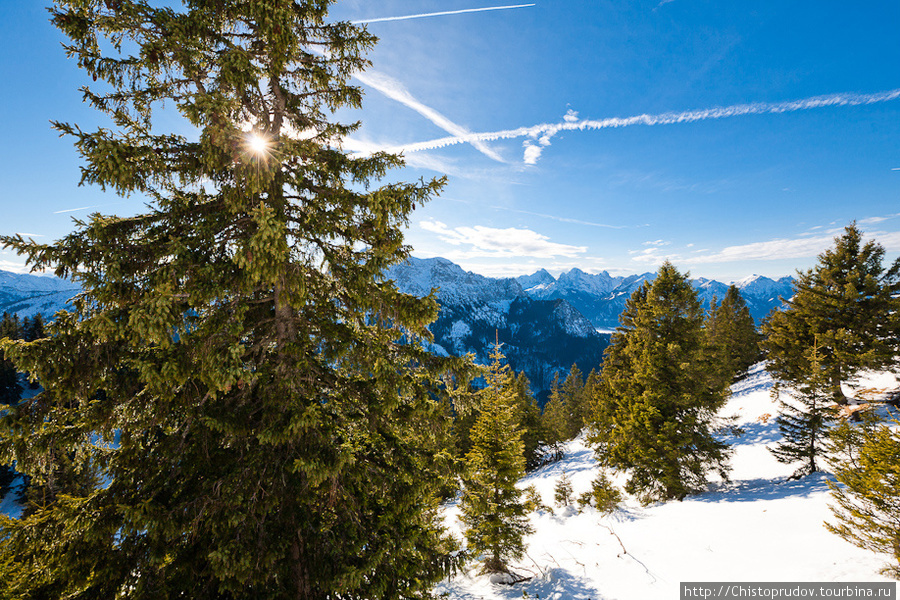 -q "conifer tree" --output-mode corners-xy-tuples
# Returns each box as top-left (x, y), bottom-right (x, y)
(827, 414), (900, 578)
(554, 470), (574, 508)
(512, 371), (547, 471)
(0, 351), (20, 407)
(705, 286), (761, 386)
(0, 315), (22, 406)
(561, 364), (586, 439)
(769, 339), (836, 478)
(23, 314), (45, 343)
(0, 2), (457, 598)
(460, 346), (533, 574)
(541, 373), (569, 450)
(762, 224), (900, 404)
(589, 262), (731, 504)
